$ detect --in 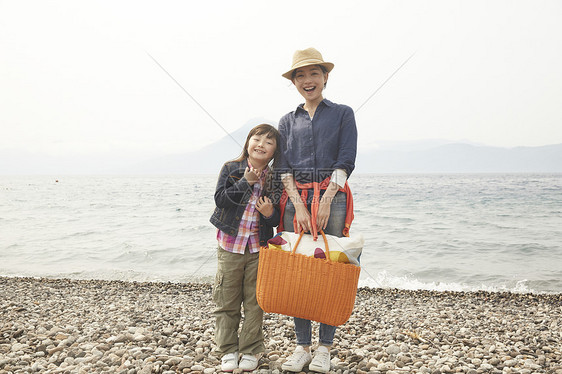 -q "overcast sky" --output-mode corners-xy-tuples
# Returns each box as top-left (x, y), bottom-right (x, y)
(1, 0), (561, 165)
